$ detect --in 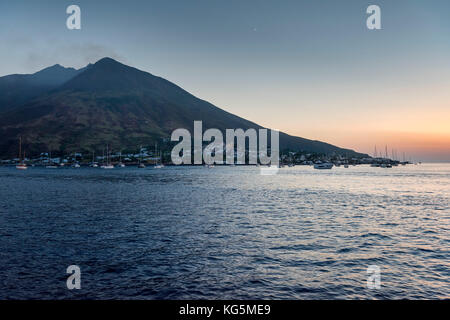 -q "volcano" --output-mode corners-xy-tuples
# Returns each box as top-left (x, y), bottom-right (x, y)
(0, 58), (366, 158)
